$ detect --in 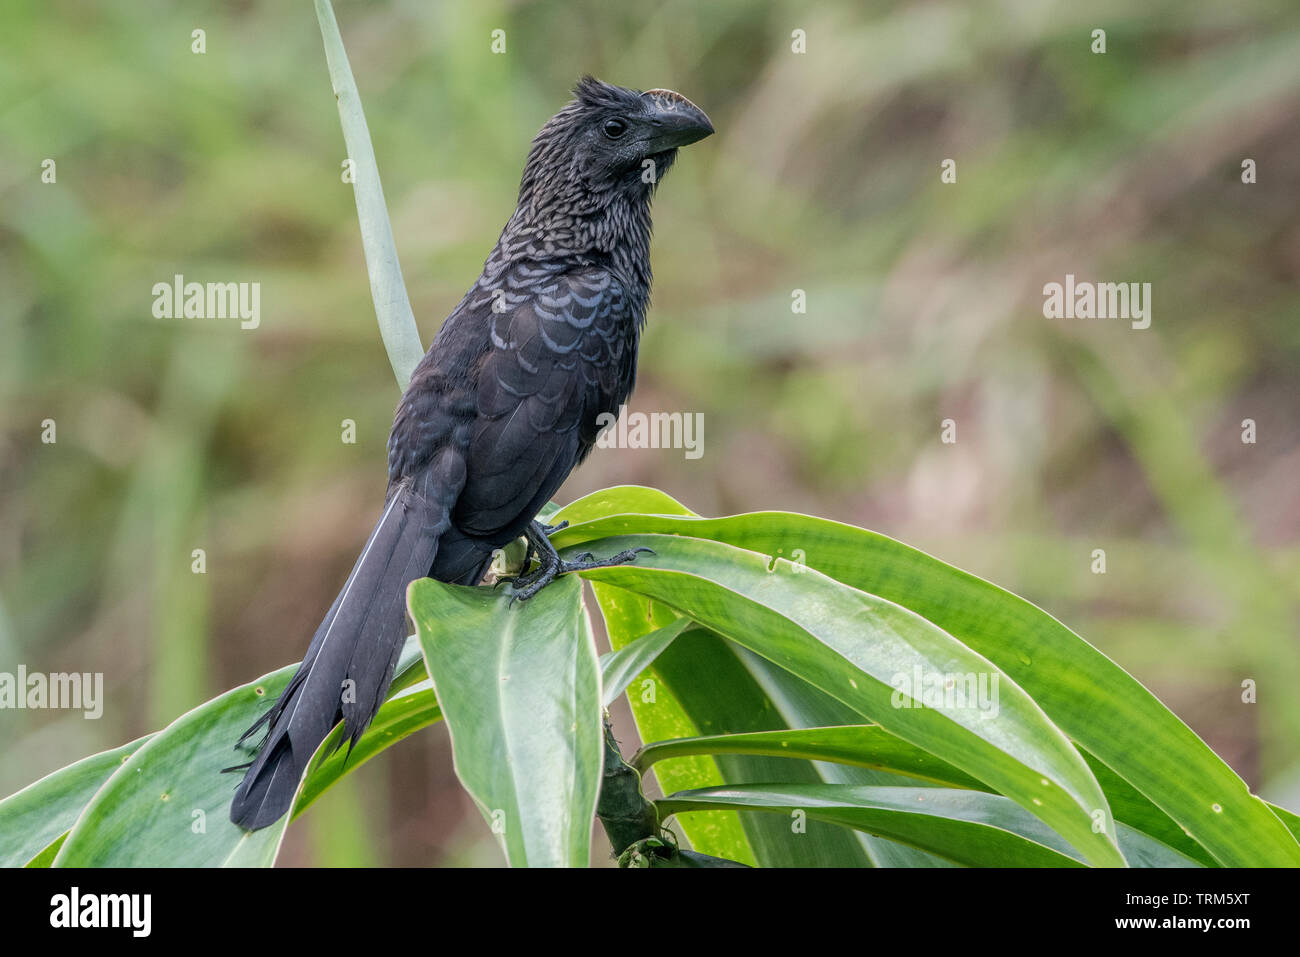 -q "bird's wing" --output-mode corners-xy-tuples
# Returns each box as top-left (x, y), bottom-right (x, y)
(453, 264), (636, 537)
